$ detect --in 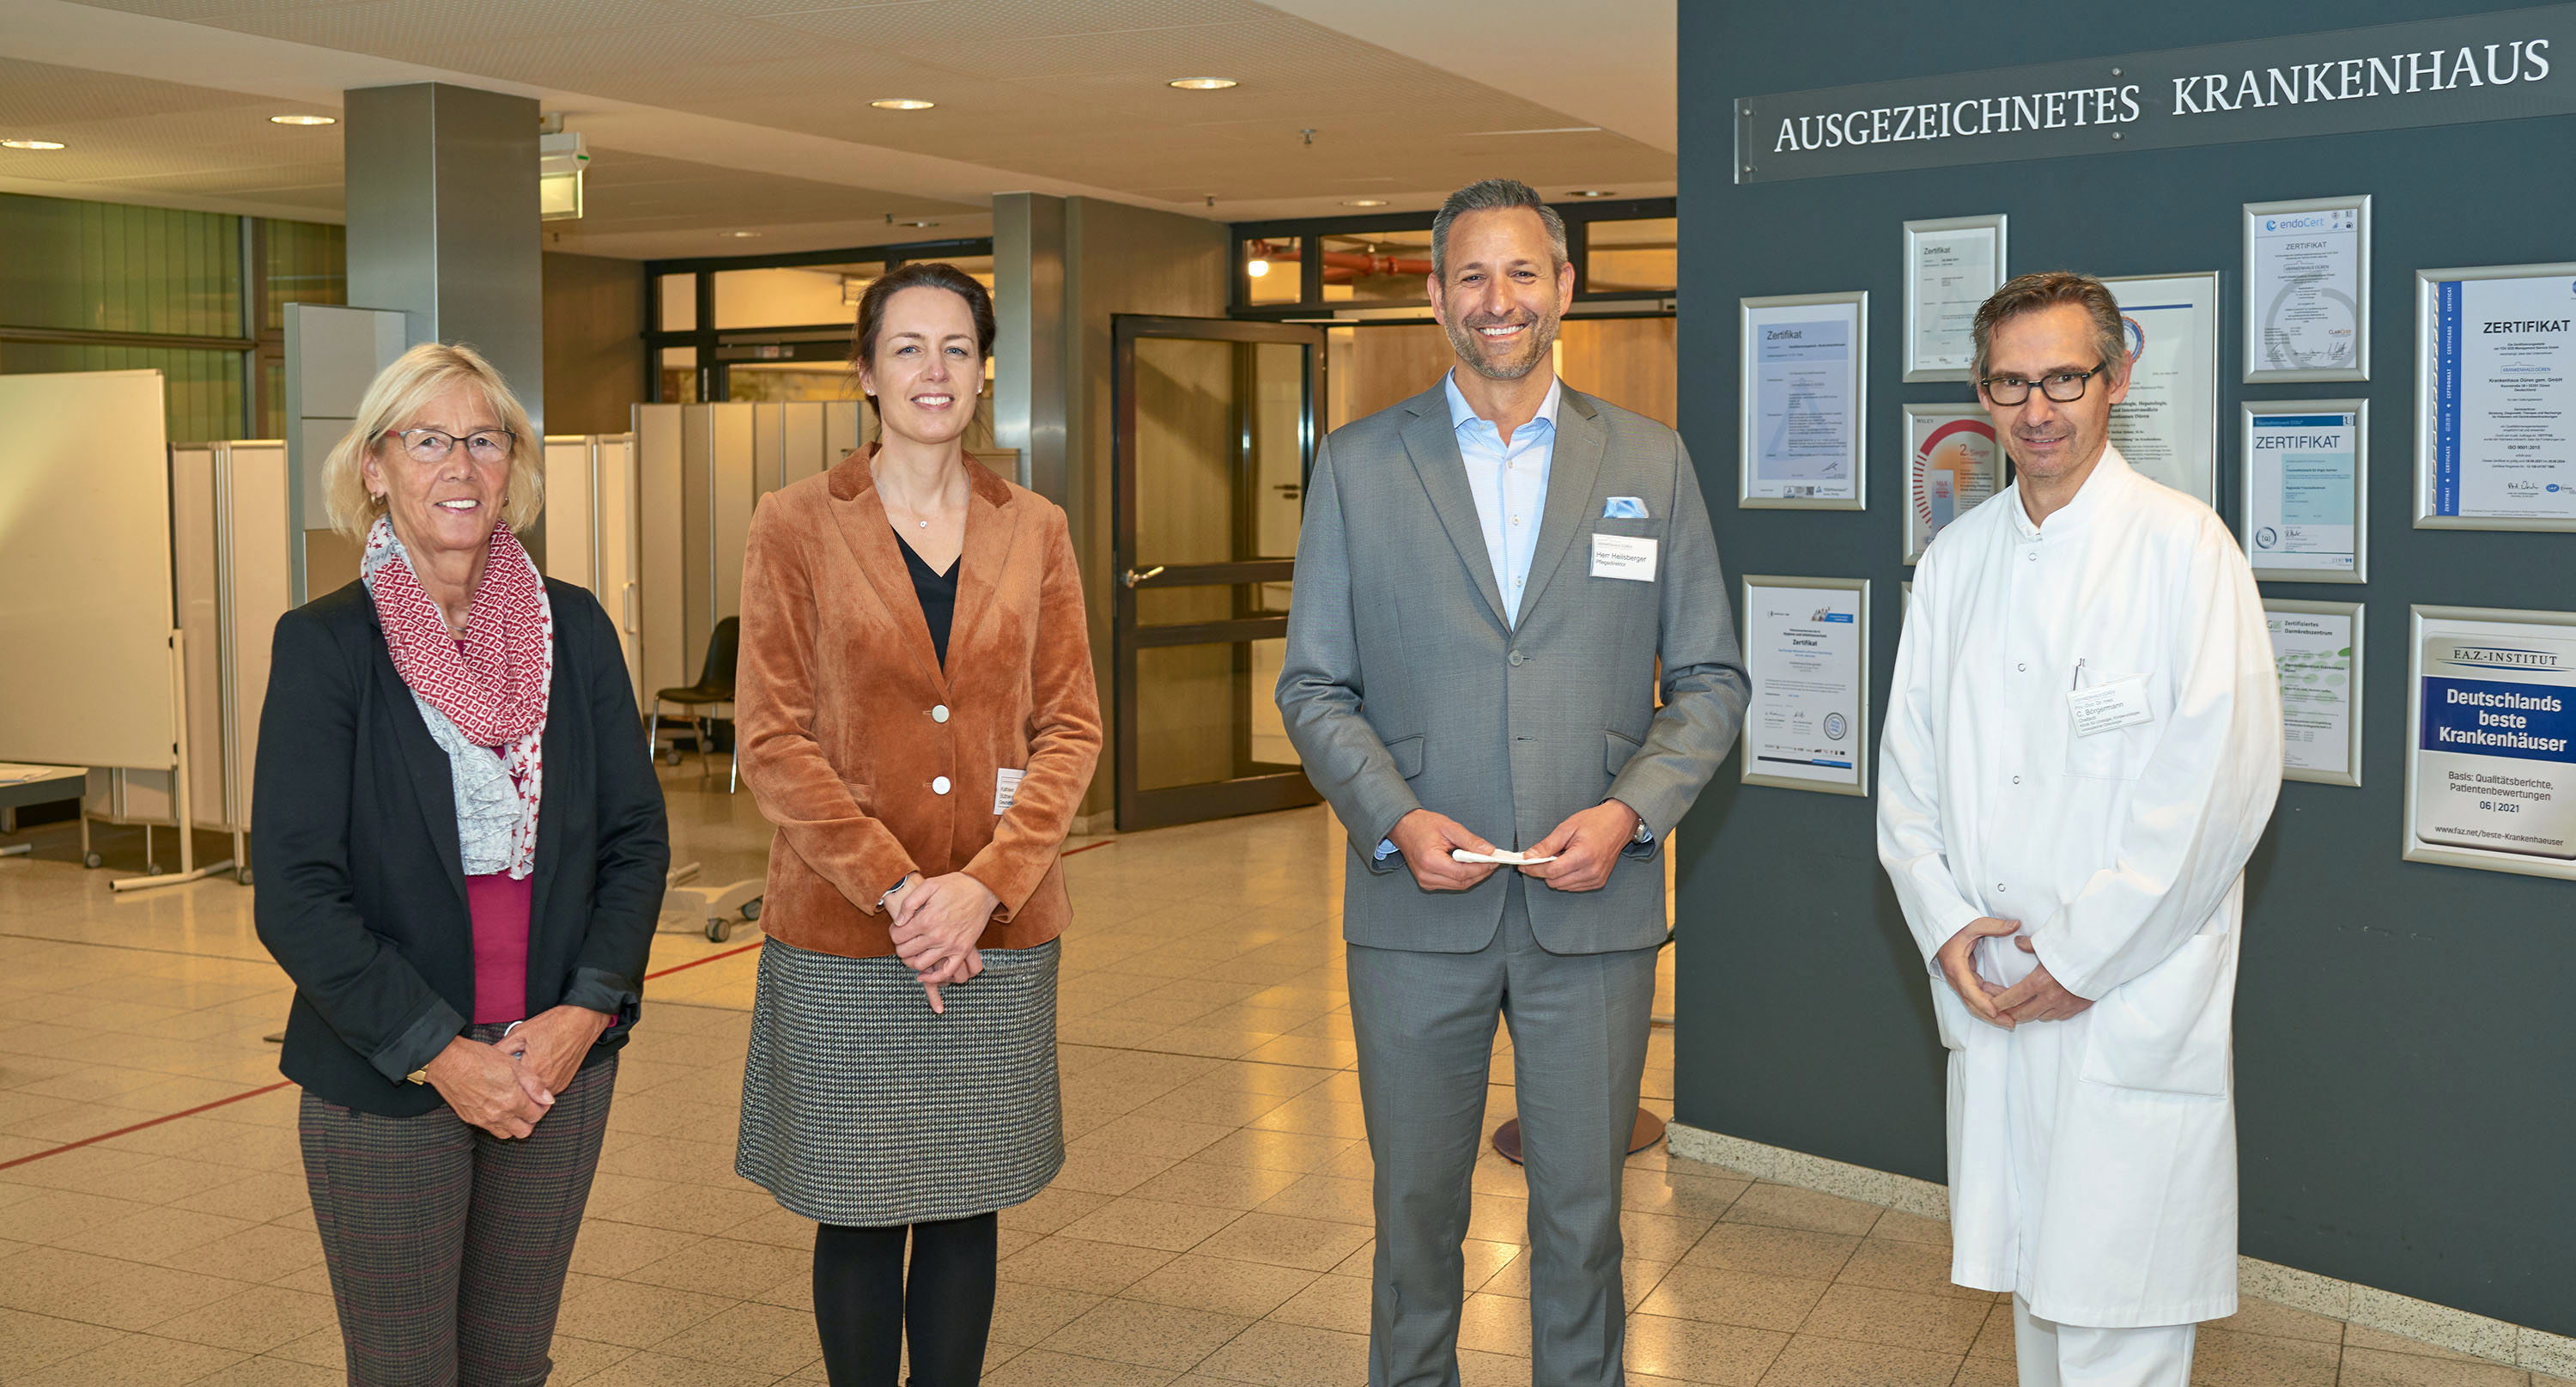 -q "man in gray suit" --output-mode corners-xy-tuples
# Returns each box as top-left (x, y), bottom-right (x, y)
(1277, 178), (1748, 1386)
